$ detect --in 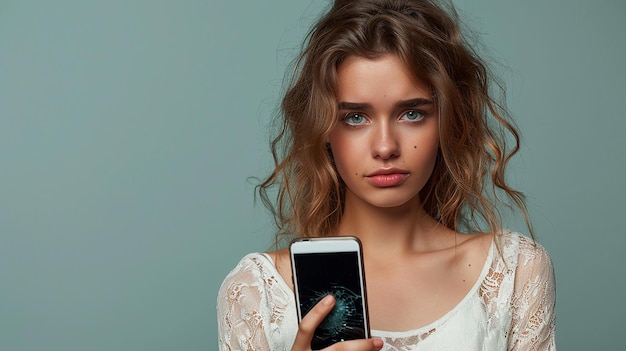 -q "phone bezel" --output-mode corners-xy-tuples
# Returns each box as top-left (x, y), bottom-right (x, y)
(289, 236), (371, 343)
